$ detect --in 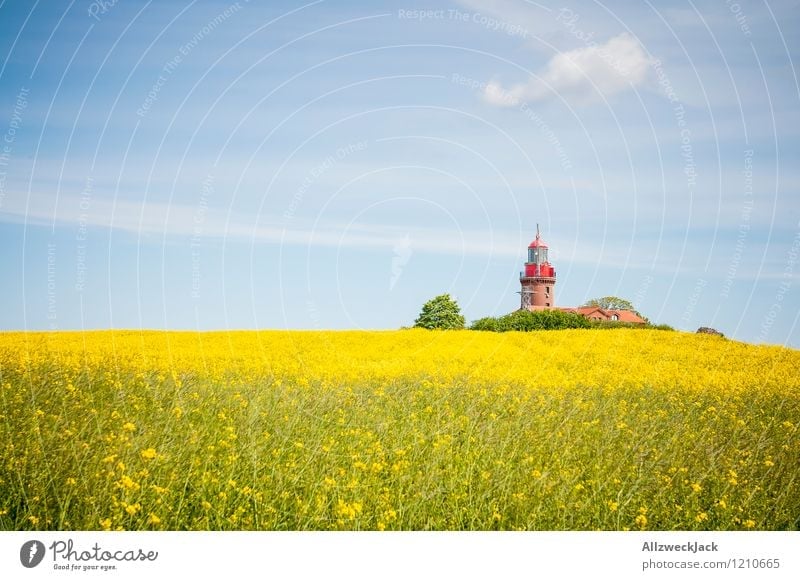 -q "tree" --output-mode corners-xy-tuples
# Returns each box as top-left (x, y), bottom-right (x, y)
(582, 296), (636, 311)
(414, 294), (465, 330)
